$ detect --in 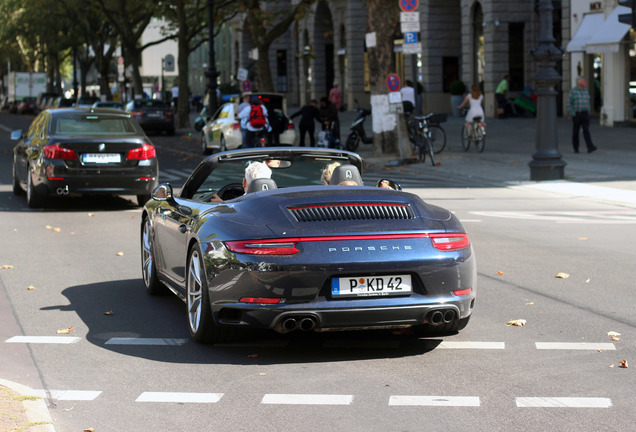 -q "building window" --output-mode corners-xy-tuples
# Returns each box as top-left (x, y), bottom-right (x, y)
(508, 22), (524, 92)
(443, 57), (459, 93)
